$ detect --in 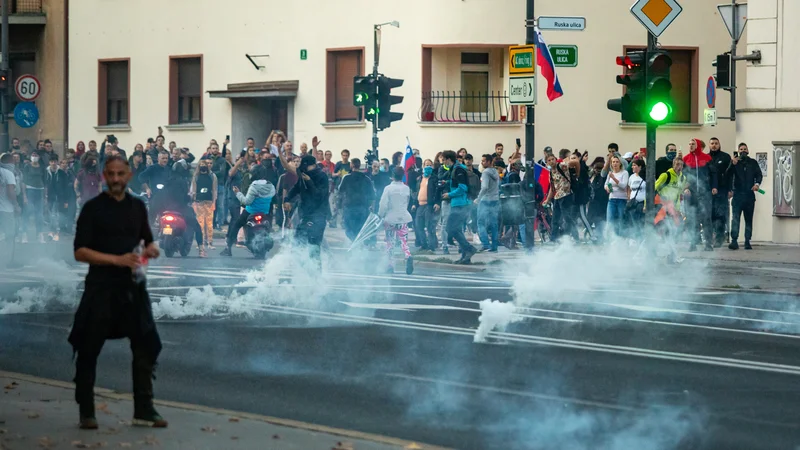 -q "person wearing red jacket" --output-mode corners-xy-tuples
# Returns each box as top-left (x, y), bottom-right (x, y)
(683, 138), (717, 252)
